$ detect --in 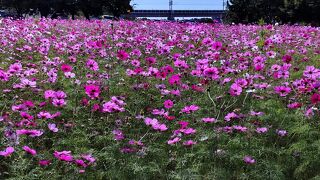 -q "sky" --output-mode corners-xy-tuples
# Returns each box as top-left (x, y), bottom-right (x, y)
(131, 0), (225, 10)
